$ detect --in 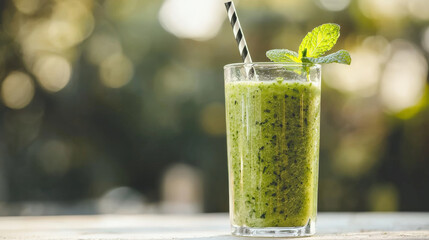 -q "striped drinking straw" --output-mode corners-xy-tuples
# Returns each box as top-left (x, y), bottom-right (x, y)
(225, 1), (255, 76)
